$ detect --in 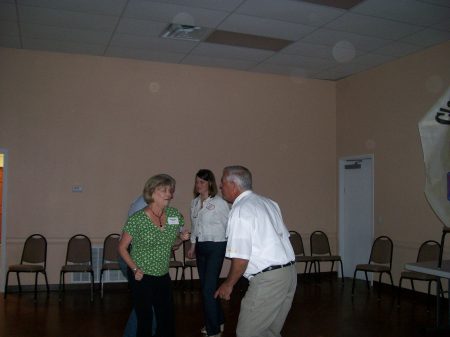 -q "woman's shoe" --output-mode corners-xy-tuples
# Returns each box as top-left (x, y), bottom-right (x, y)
(201, 324), (224, 334)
